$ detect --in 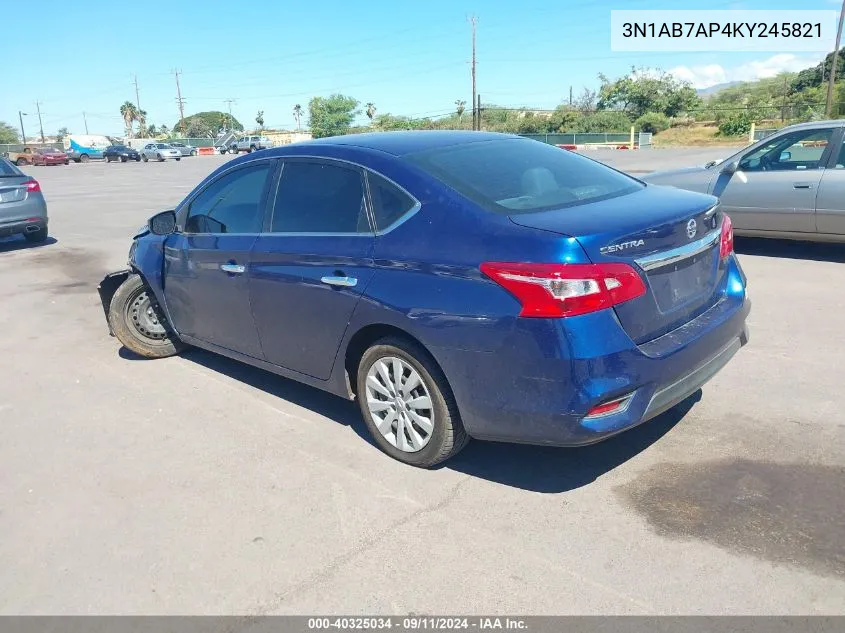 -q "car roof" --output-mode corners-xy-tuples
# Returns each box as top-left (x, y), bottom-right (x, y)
(284, 130), (521, 156)
(778, 119), (845, 131)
